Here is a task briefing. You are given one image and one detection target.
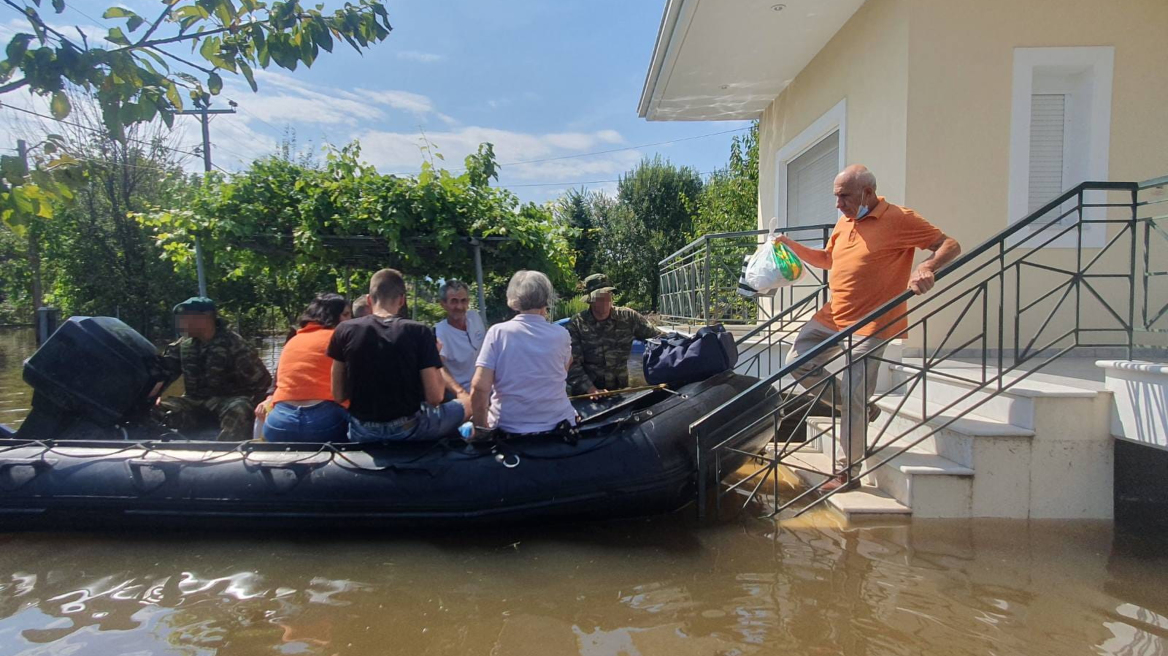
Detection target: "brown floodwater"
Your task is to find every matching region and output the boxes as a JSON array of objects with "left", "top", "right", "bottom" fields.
[{"left": 1, "top": 328, "right": 1166, "bottom": 655}]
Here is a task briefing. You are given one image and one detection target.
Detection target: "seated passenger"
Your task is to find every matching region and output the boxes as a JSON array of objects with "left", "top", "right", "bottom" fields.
[
  {"left": 328, "top": 269, "right": 471, "bottom": 442},
  {"left": 157, "top": 296, "right": 272, "bottom": 441},
  {"left": 352, "top": 293, "right": 371, "bottom": 318},
  {"left": 470, "top": 270, "right": 577, "bottom": 437},
  {"left": 258, "top": 293, "right": 352, "bottom": 443}
]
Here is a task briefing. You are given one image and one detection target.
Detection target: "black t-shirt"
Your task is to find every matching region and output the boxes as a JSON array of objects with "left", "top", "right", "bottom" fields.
[{"left": 327, "top": 315, "right": 442, "bottom": 422}]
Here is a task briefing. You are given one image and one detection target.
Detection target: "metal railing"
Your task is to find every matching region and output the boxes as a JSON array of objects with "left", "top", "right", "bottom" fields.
[
  {"left": 657, "top": 224, "right": 833, "bottom": 328},
  {"left": 689, "top": 176, "right": 1168, "bottom": 519}
]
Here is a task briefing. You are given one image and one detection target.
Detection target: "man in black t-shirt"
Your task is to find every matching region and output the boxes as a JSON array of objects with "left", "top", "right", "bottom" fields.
[{"left": 328, "top": 269, "right": 472, "bottom": 441}]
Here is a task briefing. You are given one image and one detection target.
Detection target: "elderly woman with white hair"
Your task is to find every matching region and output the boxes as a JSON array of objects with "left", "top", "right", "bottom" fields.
[{"left": 470, "top": 270, "right": 577, "bottom": 436}]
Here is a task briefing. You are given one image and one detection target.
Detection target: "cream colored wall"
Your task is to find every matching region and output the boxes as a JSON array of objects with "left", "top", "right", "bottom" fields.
[
  {"left": 758, "top": 0, "right": 911, "bottom": 227},
  {"left": 757, "top": 0, "right": 1168, "bottom": 351},
  {"left": 903, "top": 0, "right": 1168, "bottom": 250},
  {"left": 901, "top": 0, "right": 1168, "bottom": 351}
]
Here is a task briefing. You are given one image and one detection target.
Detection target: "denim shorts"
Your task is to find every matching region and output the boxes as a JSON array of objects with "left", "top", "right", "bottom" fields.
[
  {"left": 348, "top": 401, "right": 466, "bottom": 442},
  {"left": 263, "top": 401, "right": 349, "bottom": 443}
]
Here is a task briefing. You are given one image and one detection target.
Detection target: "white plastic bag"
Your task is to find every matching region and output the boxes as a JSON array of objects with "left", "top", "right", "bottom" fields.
[{"left": 737, "top": 219, "right": 805, "bottom": 297}]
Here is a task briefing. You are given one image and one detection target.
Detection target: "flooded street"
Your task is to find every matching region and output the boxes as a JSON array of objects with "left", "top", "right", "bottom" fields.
[{"left": 0, "top": 328, "right": 1166, "bottom": 655}]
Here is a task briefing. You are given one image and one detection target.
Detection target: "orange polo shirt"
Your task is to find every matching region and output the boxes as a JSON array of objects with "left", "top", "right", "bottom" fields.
[
  {"left": 271, "top": 322, "right": 348, "bottom": 407},
  {"left": 811, "top": 198, "right": 943, "bottom": 339}
]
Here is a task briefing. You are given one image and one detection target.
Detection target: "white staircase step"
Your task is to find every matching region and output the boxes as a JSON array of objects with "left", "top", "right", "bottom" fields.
[
  {"left": 782, "top": 450, "right": 910, "bottom": 517},
  {"left": 888, "top": 363, "right": 1097, "bottom": 429},
  {"left": 790, "top": 418, "right": 973, "bottom": 517}
]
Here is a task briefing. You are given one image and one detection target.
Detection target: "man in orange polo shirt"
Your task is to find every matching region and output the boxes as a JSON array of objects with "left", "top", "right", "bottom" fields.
[{"left": 776, "top": 165, "right": 961, "bottom": 492}]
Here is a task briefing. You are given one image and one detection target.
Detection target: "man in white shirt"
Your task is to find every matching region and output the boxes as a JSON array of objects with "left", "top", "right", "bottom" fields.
[{"left": 433, "top": 280, "right": 486, "bottom": 391}]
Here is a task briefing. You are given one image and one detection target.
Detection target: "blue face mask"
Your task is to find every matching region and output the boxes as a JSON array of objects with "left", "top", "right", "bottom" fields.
[{"left": 854, "top": 191, "right": 870, "bottom": 220}]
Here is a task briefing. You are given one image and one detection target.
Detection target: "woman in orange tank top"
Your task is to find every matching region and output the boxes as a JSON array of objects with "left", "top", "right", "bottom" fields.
[{"left": 259, "top": 294, "right": 352, "bottom": 442}]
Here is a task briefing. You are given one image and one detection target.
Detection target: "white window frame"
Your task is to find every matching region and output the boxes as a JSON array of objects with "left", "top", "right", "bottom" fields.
[
  {"left": 774, "top": 98, "right": 846, "bottom": 229},
  {"left": 1007, "top": 46, "right": 1113, "bottom": 247}
]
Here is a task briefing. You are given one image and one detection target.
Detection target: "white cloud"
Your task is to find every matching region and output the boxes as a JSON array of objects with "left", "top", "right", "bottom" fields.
[
  {"left": 396, "top": 50, "right": 444, "bottom": 63},
  {"left": 351, "top": 126, "right": 634, "bottom": 180},
  {"left": 226, "top": 71, "right": 453, "bottom": 128}
]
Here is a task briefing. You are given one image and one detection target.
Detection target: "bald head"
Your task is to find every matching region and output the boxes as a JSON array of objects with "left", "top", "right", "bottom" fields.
[{"left": 833, "top": 165, "right": 878, "bottom": 219}]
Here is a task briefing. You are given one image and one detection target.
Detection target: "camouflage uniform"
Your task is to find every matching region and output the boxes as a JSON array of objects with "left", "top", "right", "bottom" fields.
[
  {"left": 156, "top": 319, "right": 272, "bottom": 441},
  {"left": 566, "top": 307, "right": 661, "bottom": 394}
]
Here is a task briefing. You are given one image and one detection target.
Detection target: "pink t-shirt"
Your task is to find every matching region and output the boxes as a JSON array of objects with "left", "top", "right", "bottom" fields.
[{"left": 475, "top": 313, "right": 577, "bottom": 433}]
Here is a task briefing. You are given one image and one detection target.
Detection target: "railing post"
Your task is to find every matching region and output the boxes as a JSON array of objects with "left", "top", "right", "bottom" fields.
[
  {"left": 703, "top": 236, "right": 712, "bottom": 326},
  {"left": 694, "top": 426, "right": 707, "bottom": 521},
  {"left": 1129, "top": 185, "right": 1138, "bottom": 357}
]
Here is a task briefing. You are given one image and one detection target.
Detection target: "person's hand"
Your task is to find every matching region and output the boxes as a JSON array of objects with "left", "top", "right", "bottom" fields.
[
  {"left": 909, "top": 266, "right": 936, "bottom": 295},
  {"left": 773, "top": 233, "right": 796, "bottom": 248},
  {"left": 436, "top": 337, "right": 444, "bottom": 354},
  {"left": 255, "top": 398, "right": 272, "bottom": 420},
  {"left": 587, "top": 387, "right": 607, "bottom": 401}
]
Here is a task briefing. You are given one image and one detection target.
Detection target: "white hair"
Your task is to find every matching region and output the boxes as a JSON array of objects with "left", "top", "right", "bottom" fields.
[{"left": 506, "top": 270, "right": 556, "bottom": 311}]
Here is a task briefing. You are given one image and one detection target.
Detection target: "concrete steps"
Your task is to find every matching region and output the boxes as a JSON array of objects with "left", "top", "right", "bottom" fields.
[{"left": 775, "top": 361, "right": 1113, "bottom": 520}]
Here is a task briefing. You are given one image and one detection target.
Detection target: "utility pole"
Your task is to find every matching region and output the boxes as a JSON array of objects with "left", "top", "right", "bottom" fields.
[
  {"left": 177, "top": 105, "right": 236, "bottom": 297},
  {"left": 17, "top": 139, "right": 42, "bottom": 315}
]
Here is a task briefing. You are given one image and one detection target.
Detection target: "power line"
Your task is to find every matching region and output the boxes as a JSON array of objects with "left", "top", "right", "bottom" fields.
[
  {"left": 0, "top": 103, "right": 226, "bottom": 172},
  {"left": 233, "top": 104, "right": 287, "bottom": 139}
]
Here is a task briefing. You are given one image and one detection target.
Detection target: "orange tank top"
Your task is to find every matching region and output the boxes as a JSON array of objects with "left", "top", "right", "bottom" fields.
[{"left": 271, "top": 323, "right": 348, "bottom": 407}]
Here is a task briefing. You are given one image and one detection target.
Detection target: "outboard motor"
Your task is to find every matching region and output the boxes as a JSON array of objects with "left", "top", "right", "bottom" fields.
[{"left": 16, "top": 316, "right": 168, "bottom": 440}]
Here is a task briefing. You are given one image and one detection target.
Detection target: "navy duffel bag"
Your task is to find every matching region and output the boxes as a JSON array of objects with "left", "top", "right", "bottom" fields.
[{"left": 643, "top": 324, "right": 739, "bottom": 386}]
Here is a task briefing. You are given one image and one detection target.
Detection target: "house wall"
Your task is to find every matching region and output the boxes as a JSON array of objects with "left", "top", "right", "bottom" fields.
[
  {"left": 758, "top": 0, "right": 911, "bottom": 225},
  {"left": 758, "top": 0, "right": 1168, "bottom": 351},
  {"left": 901, "top": 0, "right": 1168, "bottom": 351}
]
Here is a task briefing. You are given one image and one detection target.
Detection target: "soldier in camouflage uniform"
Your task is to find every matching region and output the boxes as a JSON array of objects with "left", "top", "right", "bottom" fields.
[
  {"left": 566, "top": 274, "right": 663, "bottom": 395},
  {"left": 156, "top": 297, "right": 272, "bottom": 441}
]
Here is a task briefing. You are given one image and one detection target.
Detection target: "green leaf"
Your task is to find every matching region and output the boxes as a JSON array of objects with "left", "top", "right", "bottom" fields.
[
  {"left": 49, "top": 91, "right": 71, "bottom": 119},
  {"left": 105, "top": 26, "right": 130, "bottom": 46},
  {"left": 51, "top": 0, "right": 64, "bottom": 13},
  {"left": 102, "top": 7, "right": 131, "bottom": 18},
  {"left": 199, "top": 35, "right": 219, "bottom": 61},
  {"left": 1, "top": 155, "right": 28, "bottom": 182},
  {"left": 127, "top": 15, "right": 144, "bottom": 32},
  {"left": 6, "top": 33, "right": 33, "bottom": 62},
  {"left": 165, "top": 81, "right": 183, "bottom": 110},
  {"left": 238, "top": 59, "right": 256, "bottom": 91},
  {"left": 207, "top": 71, "right": 222, "bottom": 94}
]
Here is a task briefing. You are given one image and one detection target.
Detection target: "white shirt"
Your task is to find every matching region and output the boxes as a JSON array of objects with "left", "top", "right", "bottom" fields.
[
  {"left": 475, "top": 313, "right": 576, "bottom": 434},
  {"left": 435, "top": 310, "right": 486, "bottom": 391}
]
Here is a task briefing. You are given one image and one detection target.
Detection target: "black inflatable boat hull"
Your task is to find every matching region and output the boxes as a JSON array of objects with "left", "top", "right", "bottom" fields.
[{"left": 0, "top": 372, "right": 778, "bottom": 529}]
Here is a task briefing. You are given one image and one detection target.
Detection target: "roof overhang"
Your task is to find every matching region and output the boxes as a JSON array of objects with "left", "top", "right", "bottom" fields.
[{"left": 638, "top": 0, "right": 866, "bottom": 121}]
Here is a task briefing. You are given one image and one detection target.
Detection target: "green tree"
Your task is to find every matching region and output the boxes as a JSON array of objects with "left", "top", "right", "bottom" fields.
[
  {"left": 138, "top": 143, "right": 576, "bottom": 329},
  {"left": 687, "top": 122, "right": 759, "bottom": 239},
  {"left": 553, "top": 187, "right": 598, "bottom": 280},
  {"left": 36, "top": 101, "right": 196, "bottom": 338},
  {"left": 0, "top": 0, "right": 393, "bottom": 233},
  {"left": 607, "top": 155, "right": 702, "bottom": 311}
]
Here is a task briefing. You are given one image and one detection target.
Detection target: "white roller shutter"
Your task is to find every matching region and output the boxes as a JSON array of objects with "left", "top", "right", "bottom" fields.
[
  {"left": 786, "top": 131, "right": 839, "bottom": 227},
  {"left": 1028, "top": 93, "right": 1068, "bottom": 221}
]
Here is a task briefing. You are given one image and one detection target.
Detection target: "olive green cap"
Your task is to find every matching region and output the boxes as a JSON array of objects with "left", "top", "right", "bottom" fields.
[
  {"left": 172, "top": 296, "right": 216, "bottom": 315},
  {"left": 583, "top": 273, "right": 616, "bottom": 301}
]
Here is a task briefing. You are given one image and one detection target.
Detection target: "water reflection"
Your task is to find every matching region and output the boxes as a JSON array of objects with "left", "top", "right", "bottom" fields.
[{"left": 0, "top": 517, "right": 1163, "bottom": 655}]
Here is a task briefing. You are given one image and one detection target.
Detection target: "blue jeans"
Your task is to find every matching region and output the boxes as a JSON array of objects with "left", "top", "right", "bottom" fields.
[
  {"left": 348, "top": 401, "right": 466, "bottom": 442},
  {"left": 263, "top": 401, "right": 350, "bottom": 443}
]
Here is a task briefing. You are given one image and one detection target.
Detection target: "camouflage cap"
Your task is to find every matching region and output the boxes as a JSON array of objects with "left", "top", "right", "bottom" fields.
[
  {"left": 583, "top": 273, "right": 616, "bottom": 301},
  {"left": 172, "top": 296, "right": 217, "bottom": 315}
]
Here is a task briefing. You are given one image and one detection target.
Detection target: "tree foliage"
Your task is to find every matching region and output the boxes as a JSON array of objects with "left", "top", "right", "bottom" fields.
[
  {"left": 608, "top": 156, "right": 702, "bottom": 311},
  {"left": 0, "top": 0, "right": 392, "bottom": 233},
  {"left": 137, "top": 143, "right": 576, "bottom": 327},
  {"left": 687, "top": 122, "right": 758, "bottom": 239}
]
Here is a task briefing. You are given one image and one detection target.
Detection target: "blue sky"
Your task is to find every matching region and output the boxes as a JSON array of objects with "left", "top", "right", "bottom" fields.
[{"left": 3, "top": 0, "right": 753, "bottom": 204}]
